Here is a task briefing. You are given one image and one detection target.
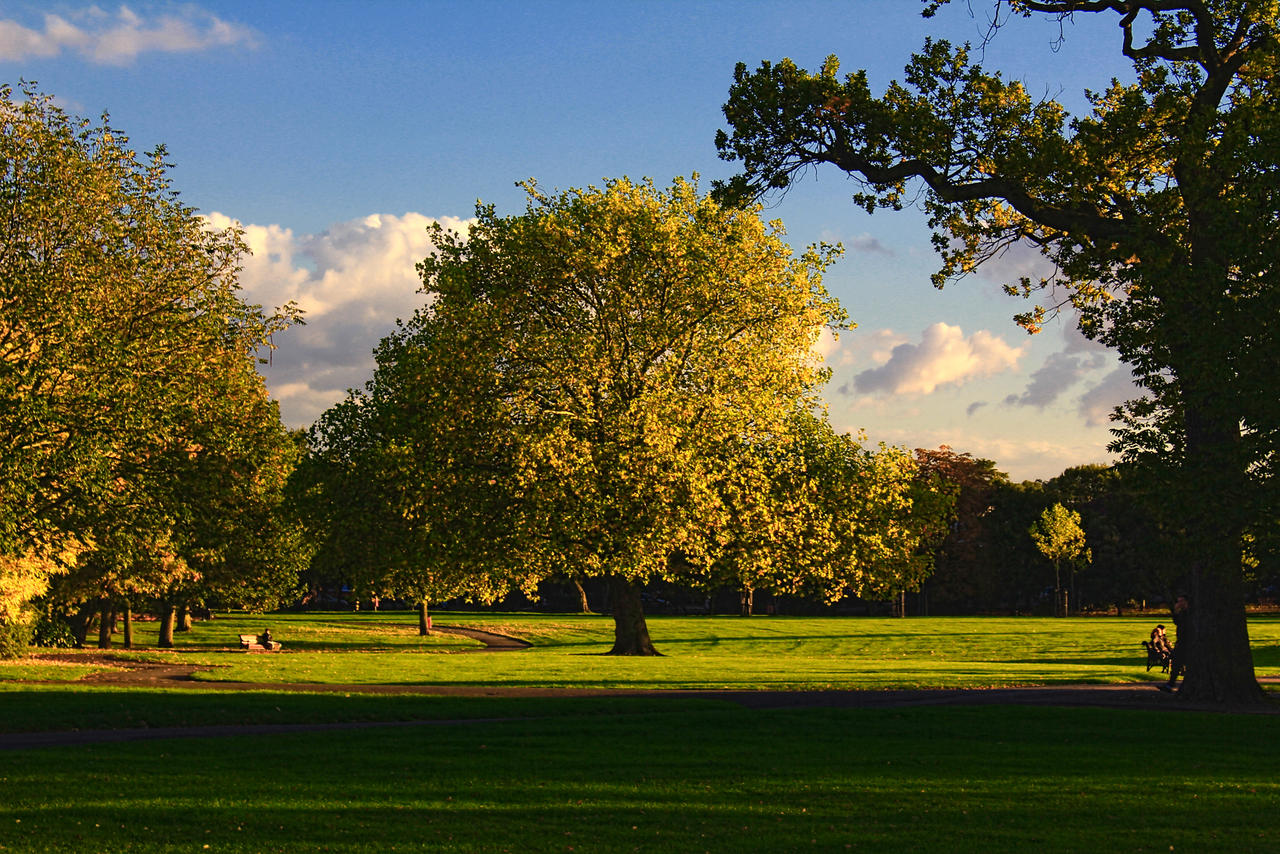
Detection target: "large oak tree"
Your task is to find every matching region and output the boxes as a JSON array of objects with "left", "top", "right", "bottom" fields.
[{"left": 717, "top": 1, "right": 1277, "bottom": 704}]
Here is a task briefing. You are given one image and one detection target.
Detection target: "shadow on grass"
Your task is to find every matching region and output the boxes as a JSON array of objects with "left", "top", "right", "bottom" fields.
[{"left": 3, "top": 705, "right": 1278, "bottom": 853}]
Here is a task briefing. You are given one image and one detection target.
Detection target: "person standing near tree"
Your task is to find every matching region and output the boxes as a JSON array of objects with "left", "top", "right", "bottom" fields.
[{"left": 1161, "top": 596, "right": 1192, "bottom": 692}]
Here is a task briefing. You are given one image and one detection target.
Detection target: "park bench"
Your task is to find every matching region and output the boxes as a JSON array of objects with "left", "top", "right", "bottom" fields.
[
  {"left": 239, "top": 633, "right": 283, "bottom": 652},
  {"left": 1141, "top": 640, "right": 1170, "bottom": 672}
]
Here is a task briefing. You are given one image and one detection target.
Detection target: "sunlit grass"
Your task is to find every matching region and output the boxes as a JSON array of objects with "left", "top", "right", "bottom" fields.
[
  {"left": 91, "top": 610, "right": 486, "bottom": 652},
  {"left": 190, "top": 612, "right": 1280, "bottom": 688},
  {"left": 7, "top": 613, "right": 1280, "bottom": 690}
]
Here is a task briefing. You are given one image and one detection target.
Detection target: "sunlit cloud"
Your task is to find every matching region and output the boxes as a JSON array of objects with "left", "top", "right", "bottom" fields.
[
  {"left": 850, "top": 322, "right": 1025, "bottom": 396},
  {"left": 0, "top": 5, "right": 258, "bottom": 65},
  {"left": 206, "top": 211, "right": 474, "bottom": 428}
]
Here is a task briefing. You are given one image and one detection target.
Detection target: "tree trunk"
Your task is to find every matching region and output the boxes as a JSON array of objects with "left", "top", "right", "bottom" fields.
[
  {"left": 574, "top": 578, "right": 592, "bottom": 613},
  {"left": 122, "top": 604, "right": 133, "bottom": 649},
  {"left": 608, "top": 575, "right": 659, "bottom": 655},
  {"left": 158, "top": 604, "right": 176, "bottom": 649},
  {"left": 418, "top": 600, "right": 431, "bottom": 636},
  {"left": 176, "top": 604, "right": 192, "bottom": 632},
  {"left": 97, "top": 602, "right": 113, "bottom": 649},
  {"left": 739, "top": 586, "right": 754, "bottom": 617},
  {"left": 68, "top": 607, "right": 93, "bottom": 648},
  {"left": 1173, "top": 387, "right": 1266, "bottom": 704}
]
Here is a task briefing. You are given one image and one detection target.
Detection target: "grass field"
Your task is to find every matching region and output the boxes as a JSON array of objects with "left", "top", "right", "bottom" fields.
[
  {"left": 1, "top": 613, "right": 1278, "bottom": 853},
  {"left": 6, "top": 611, "right": 1279, "bottom": 690}
]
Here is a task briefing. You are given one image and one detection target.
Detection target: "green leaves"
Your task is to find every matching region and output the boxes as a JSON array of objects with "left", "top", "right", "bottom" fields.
[
  {"left": 1029, "top": 502, "right": 1091, "bottom": 571},
  {"left": 310, "top": 178, "right": 916, "bottom": 623},
  {"left": 718, "top": 2, "right": 1278, "bottom": 699},
  {"left": 1, "top": 84, "right": 303, "bottom": 619}
]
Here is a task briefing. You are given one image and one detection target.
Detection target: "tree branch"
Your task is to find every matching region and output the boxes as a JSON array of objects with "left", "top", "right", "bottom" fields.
[{"left": 819, "top": 133, "right": 1132, "bottom": 244}]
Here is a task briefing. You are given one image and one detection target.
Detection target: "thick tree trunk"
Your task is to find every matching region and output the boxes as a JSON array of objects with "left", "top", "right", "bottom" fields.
[
  {"left": 157, "top": 605, "right": 176, "bottom": 649},
  {"left": 97, "top": 602, "right": 113, "bottom": 649},
  {"left": 122, "top": 604, "right": 133, "bottom": 649},
  {"left": 1177, "top": 510, "right": 1263, "bottom": 704},
  {"left": 1173, "top": 391, "right": 1266, "bottom": 704},
  {"left": 608, "top": 575, "right": 659, "bottom": 655},
  {"left": 739, "top": 587, "right": 754, "bottom": 617},
  {"left": 418, "top": 600, "right": 431, "bottom": 636},
  {"left": 176, "top": 604, "right": 193, "bottom": 632}
]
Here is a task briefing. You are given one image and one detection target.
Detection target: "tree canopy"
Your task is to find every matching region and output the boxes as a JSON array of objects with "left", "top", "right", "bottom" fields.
[
  {"left": 302, "top": 177, "right": 949, "bottom": 653},
  {"left": 717, "top": 0, "right": 1277, "bottom": 703},
  {"left": 0, "top": 84, "right": 303, "bottom": 648}
]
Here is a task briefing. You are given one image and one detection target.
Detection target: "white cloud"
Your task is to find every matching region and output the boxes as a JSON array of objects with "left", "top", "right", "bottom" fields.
[
  {"left": 0, "top": 5, "right": 257, "bottom": 65},
  {"left": 823, "top": 328, "right": 906, "bottom": 386},
  {"left": 206, "top": 211, "right": 474, "bottom": 428},
  {"left": 851, "top": 322, "right": 1026, "bottom": 396}
]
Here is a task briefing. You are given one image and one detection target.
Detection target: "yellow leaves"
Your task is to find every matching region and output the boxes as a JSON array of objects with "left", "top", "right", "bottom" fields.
[{"left": 0, "top": 546, "right": 72, "bottom": 623}]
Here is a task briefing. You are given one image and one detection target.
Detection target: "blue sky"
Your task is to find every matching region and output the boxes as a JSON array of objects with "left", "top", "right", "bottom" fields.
[{"left": 1, "top": 1, "right": 1143, "bottom": 480}]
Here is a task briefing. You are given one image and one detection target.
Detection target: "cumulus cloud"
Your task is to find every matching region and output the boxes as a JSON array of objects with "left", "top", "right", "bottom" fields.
[
  {"left": 1078, "top": 366, "right": 1143, "bottom": 427},
  {"left": 0, "top": 5, "right": 257, "bottom": 65},
  {"left": 812, "top": 325, "right": 841, "bottom": 361},
  {"left": 851, "top": 322, "right": 1025, "bottom": 396},
  {"left": 206, "top": 211, "right": 474, "bottom": 428}
]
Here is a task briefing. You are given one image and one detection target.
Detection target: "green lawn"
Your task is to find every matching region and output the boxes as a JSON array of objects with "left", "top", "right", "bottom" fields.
[
  {"left": 6, "top": 611, "right": 1276, "bottom": 690},
  {"left": 1, "top": 613, "right": 1277, "bottom": 853},
  {"left": 1, "top": 703, "right": 1277, "bottom": 853}
]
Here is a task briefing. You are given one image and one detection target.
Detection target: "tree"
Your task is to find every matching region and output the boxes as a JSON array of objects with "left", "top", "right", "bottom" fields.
[
  {"left": 296, "top": 326, "right": 520, "bottom": 634},
  {"left": 707, "top": 411, "right": 954, "bottom": 617},
  {"left": 0, "top": 543, "right": 75, "bottom": 656},
  {"left": 1, "top": 84, "right": 303, "bottom": 642},
  {"left": 912, "top": 447, "right": 1008, "bottom": 613},
  {"left": 1041, "top": 464, "right": 1176, "bottom": 613},
  {"left": 364, "top": 177, "right": 846, "bottom": 654},
  {"left": 717, "top": 2, "right": 1277, "bottom": 703},
  {"left": 1030, "top": 502, "right": 1092, "bottom": 616}
]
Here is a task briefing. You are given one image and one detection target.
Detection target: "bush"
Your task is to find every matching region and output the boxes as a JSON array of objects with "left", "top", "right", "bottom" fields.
[
  {"left": 30, "top": 612, "right": 76, "bottom": 649},
  {"left": 0, "top": 619, "right": 33, "bottom": 659}
]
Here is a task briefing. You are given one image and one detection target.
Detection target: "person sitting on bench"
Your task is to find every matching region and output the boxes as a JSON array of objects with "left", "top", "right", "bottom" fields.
[{"left": 1150, "top": 624, "right": 1170, "bottom": 655}]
